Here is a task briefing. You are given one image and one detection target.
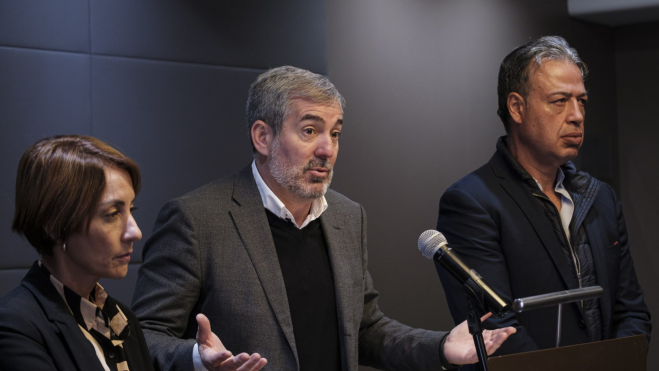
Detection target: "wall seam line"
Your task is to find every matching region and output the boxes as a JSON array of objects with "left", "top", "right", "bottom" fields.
[{"left": 0, "top": 45, "right": 268, "bottom": 73}]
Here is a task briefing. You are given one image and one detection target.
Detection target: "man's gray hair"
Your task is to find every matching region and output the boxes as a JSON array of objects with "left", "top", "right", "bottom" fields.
[
  {"left": 497, "top": 36, "right": 588, "bottom": 132},
  {"left": 246, "top": 66, "right": 345, "bottom": 152}
]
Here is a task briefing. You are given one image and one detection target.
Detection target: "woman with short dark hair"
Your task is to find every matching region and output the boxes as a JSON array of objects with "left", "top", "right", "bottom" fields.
[{"left": 0, "top": 135, "right": 154, "bottom": 371}]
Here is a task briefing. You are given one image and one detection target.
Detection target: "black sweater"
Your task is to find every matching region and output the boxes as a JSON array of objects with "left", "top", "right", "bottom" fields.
[{"left": 266, "top": 210, "right": 342, "bottom": 371}]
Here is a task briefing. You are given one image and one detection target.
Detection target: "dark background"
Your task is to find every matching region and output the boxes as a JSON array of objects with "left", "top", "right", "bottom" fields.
[{"left": 1, "top": 1, "right": 656, "bottom": 369}]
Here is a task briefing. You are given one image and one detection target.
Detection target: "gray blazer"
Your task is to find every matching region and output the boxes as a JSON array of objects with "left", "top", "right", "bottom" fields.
[{"left": 132, "top": 165, "right": 445, "bottom": 371}]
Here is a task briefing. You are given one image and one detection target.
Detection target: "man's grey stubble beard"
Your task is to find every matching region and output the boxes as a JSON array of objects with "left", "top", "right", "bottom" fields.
[{"left": 268, "top": 138, "right": 333, "bottom": 200}]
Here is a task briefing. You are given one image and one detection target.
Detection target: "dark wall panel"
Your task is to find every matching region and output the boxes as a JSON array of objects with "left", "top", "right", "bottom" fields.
[
  {"left": 1, "top": 1, "right": 326, "bottom": 304},
  {"left": 0, "top": 46, "right": 92, "bottom": 269},
  {"left": 615, "top": 21, "right": 659, "bottom": 369},
  {"left": 0, "top": 0, "right": 89, "bottom": 52},
  {"left": 91, "top": 56, "right": 258, "bottom": 260},
  {"left": 0, "top": 268, "right": 30, "bottom": 299},
  {"left": 90, "top": 0, "right": 327, "bottom": 73}
]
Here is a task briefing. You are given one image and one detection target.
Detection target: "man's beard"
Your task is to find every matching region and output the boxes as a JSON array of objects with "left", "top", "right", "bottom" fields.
[{"left": 268, "top": 138, "right": 333, "bottom": 200}]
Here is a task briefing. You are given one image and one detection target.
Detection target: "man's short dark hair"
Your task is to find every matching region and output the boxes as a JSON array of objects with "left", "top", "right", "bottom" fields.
[
  {"left": 245, "top": 66, "right": 345, "bottom": 152},
  {"left": 12, "top": 135, "right": 141, "bottom": 255},
  {"left": 497, "top": 36, "right": 589, "bottom": 132}
]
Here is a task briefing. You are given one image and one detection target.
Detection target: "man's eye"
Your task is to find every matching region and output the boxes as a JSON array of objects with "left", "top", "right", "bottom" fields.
[
  {"left": 579, "top": 99, "right": 588, "bottom": 105},
  {"left": 553, "top": 98, "right": 567, "bottom": 104},
  {"left": 331, "top": 131, "right": 341, "bottom": 138},
  {"left": 303, "top": 128, "right": 314, "bottom": 135}
]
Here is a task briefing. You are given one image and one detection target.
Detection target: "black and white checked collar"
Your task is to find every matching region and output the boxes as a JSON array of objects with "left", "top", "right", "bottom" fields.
[{"left": 38, "top": 261, "right": 131, "bottom": 371}]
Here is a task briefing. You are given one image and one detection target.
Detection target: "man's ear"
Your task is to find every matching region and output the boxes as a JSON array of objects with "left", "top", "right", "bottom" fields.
[
  {"left": 251, "top": 120, "right": 274, "bottom": 156},
  {"left": 507, "top": 92, "right": 525, "bottom": 126}
]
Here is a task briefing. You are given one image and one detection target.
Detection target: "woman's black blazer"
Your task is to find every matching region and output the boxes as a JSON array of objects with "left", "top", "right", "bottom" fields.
[{"left": 0, "top": 262, "right": 155, "bottom": 371}]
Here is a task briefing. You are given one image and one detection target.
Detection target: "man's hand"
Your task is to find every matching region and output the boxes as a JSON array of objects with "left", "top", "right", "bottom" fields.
[
  {"left": 196, "top": 314, "right": 268, "bottom": 371},
  {"left": 443, "top": 313, "right": 517, "bottom": 365}
]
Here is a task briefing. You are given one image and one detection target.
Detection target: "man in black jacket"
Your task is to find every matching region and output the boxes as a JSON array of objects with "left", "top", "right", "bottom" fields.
[{"left": 436, "top": 36, "right": 651, "bottom": 360}]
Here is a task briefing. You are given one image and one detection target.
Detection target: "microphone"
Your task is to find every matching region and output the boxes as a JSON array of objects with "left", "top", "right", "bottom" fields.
[
  {"left": 418, "top": 230, "right": 510, "bottom": 317},
  {"left": 513, "top": 286, "right": 603, "bottom": 313}
]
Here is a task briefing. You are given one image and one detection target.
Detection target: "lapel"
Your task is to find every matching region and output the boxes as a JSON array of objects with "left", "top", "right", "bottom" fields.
[
  {"left": 21, "top": 263, "right": 106, "bottom": 371},
  {"left": 490, "top": 152, "right": 579, "bottom": 290},
  {"left": 227, "top": 166, "right": 299, "bottom": 366},
  {"left": 319, "top": 198, "right": 355, "bottom": 358},
  {"left": 120, "top": 311, "right": 151, "bottom": 371},
  {"left": 582, "top": 210, "right": 613, "bottom": 338}
]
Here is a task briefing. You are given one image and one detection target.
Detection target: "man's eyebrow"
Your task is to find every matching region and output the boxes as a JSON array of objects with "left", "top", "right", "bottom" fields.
[
  {"left": 300, "top": 114, "right": 325, "bottom": 123},
  {"left": 549, "top": 90, "right": 589, "bottom": 97},
  {"left": 300, "top": 114, "right": 344, "bottom": 126}
]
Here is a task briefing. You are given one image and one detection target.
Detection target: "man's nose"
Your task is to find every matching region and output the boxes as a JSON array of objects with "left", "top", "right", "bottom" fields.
[
  {"left": 568, "top": 98, "right": 585, "bottom": 125},
  {"left": 315, "top": 134, "right": 336, "bottom": 159}
]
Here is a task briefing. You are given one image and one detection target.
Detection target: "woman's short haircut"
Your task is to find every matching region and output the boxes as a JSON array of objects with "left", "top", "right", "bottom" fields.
[{"left": 12, "top": 135, "right": 141, "bottom": 255}]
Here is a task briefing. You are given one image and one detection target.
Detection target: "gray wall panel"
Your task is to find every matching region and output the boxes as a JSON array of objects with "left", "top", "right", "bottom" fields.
[
  {"left": 91, "top": 55, "right": 258, "bottom": 261},
  {"left": 0, "top": 46, "right": 92, "bottom": 269},
  {"left": 0, "top": 0, "right": 89, "bottom": 52},
  {"left": 0, "top": 0, "right": 327, "bottom": 327},
  {"left": 615, "top": 21, "right": 659, "bottom": 369},
  {"left": 90, "top": 0, "right": 327, "bottom": 73}
]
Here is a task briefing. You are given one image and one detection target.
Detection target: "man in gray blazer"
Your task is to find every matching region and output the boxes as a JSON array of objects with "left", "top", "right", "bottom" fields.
[{"left": 132, "top": 66, "right": 515, "bottom": 371}]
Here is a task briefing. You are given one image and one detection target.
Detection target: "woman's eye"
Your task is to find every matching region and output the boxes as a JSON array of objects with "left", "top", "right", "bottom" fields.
[
  {"left": 303, "top": 128, "right": 314, "bottom": 135},
  {"left": 106, "top": 211, "right": 120, "bottom": 218}
]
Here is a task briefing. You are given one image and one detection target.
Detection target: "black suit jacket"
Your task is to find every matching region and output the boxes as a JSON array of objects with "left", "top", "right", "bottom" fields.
[
  {"left": 436, "top": 146, "right": 651, "bottom": 357},
  {"left": 0, "top": 262, "right": 154, "bottom": 371}
]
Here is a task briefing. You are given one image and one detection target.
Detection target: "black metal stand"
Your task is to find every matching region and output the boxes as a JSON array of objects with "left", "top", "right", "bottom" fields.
[{"left": 464, "top": 279, "right": 489, "bottom": 371}]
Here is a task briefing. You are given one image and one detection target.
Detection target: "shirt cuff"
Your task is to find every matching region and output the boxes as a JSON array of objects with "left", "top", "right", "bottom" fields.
[
  {"left": 439, "top": 333, "right": 460, "bottom": 370},
  {"left": 193, "top": 343, "right": 209, "bottom": 371}
]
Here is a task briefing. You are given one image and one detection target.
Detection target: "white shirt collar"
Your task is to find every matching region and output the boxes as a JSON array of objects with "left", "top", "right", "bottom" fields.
[
  {"left": 533, "top": 167, "right": 575, "bottom": 241},
  {"left": 251, "top": 160, "right": 328, "bottom": 229},
  {"left": 533, "top": 167, "right": 567, "bottom": 194}
]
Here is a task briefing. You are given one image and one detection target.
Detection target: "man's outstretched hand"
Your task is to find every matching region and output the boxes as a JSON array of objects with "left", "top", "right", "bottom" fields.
[
  {"left": 196, "top": 314, "right": 268, "bottom": 371},
  {"left": 443, "top": 313, "right": 517, "bottom": 365}
]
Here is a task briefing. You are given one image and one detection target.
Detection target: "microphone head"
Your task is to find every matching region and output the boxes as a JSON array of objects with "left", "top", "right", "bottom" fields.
[{"left": 418, "top": 230, "right": 447, "bottom": 259}]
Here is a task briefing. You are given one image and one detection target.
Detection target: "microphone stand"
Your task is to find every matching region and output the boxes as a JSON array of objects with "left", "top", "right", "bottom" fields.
[
  {"left": 458, "top": 283, "right": 603, "bottom": 371},
  {"left": 462, "top": 278, "right": 489, "bottom": 371}
]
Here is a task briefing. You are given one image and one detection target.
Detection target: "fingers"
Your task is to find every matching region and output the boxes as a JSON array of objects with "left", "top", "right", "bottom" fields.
[
  {"left": 225, "top": 353, "right": 268, "bottom": 371},
  {"left": 197, "top": 313, "right": 233, "bottom": 369},
  {"left": 205, "top": 350, "right": 234, "bottom": 367},
  {"left": 195, "top": 314, "right": 268, "bottom": 371},
  {"left": 196, "top": 313, "right": 212, "bottom": 345},
  {"left": 483, "top": 326, "right": 517, "bottom": 356},
  {"left": 479, "top": 312, "right": 492, "bottom": 322}
]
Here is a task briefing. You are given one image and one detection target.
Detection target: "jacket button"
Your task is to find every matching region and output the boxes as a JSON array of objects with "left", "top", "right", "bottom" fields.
[{"left": 578, "top": 319, "right": 586, "bottom": 329}]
